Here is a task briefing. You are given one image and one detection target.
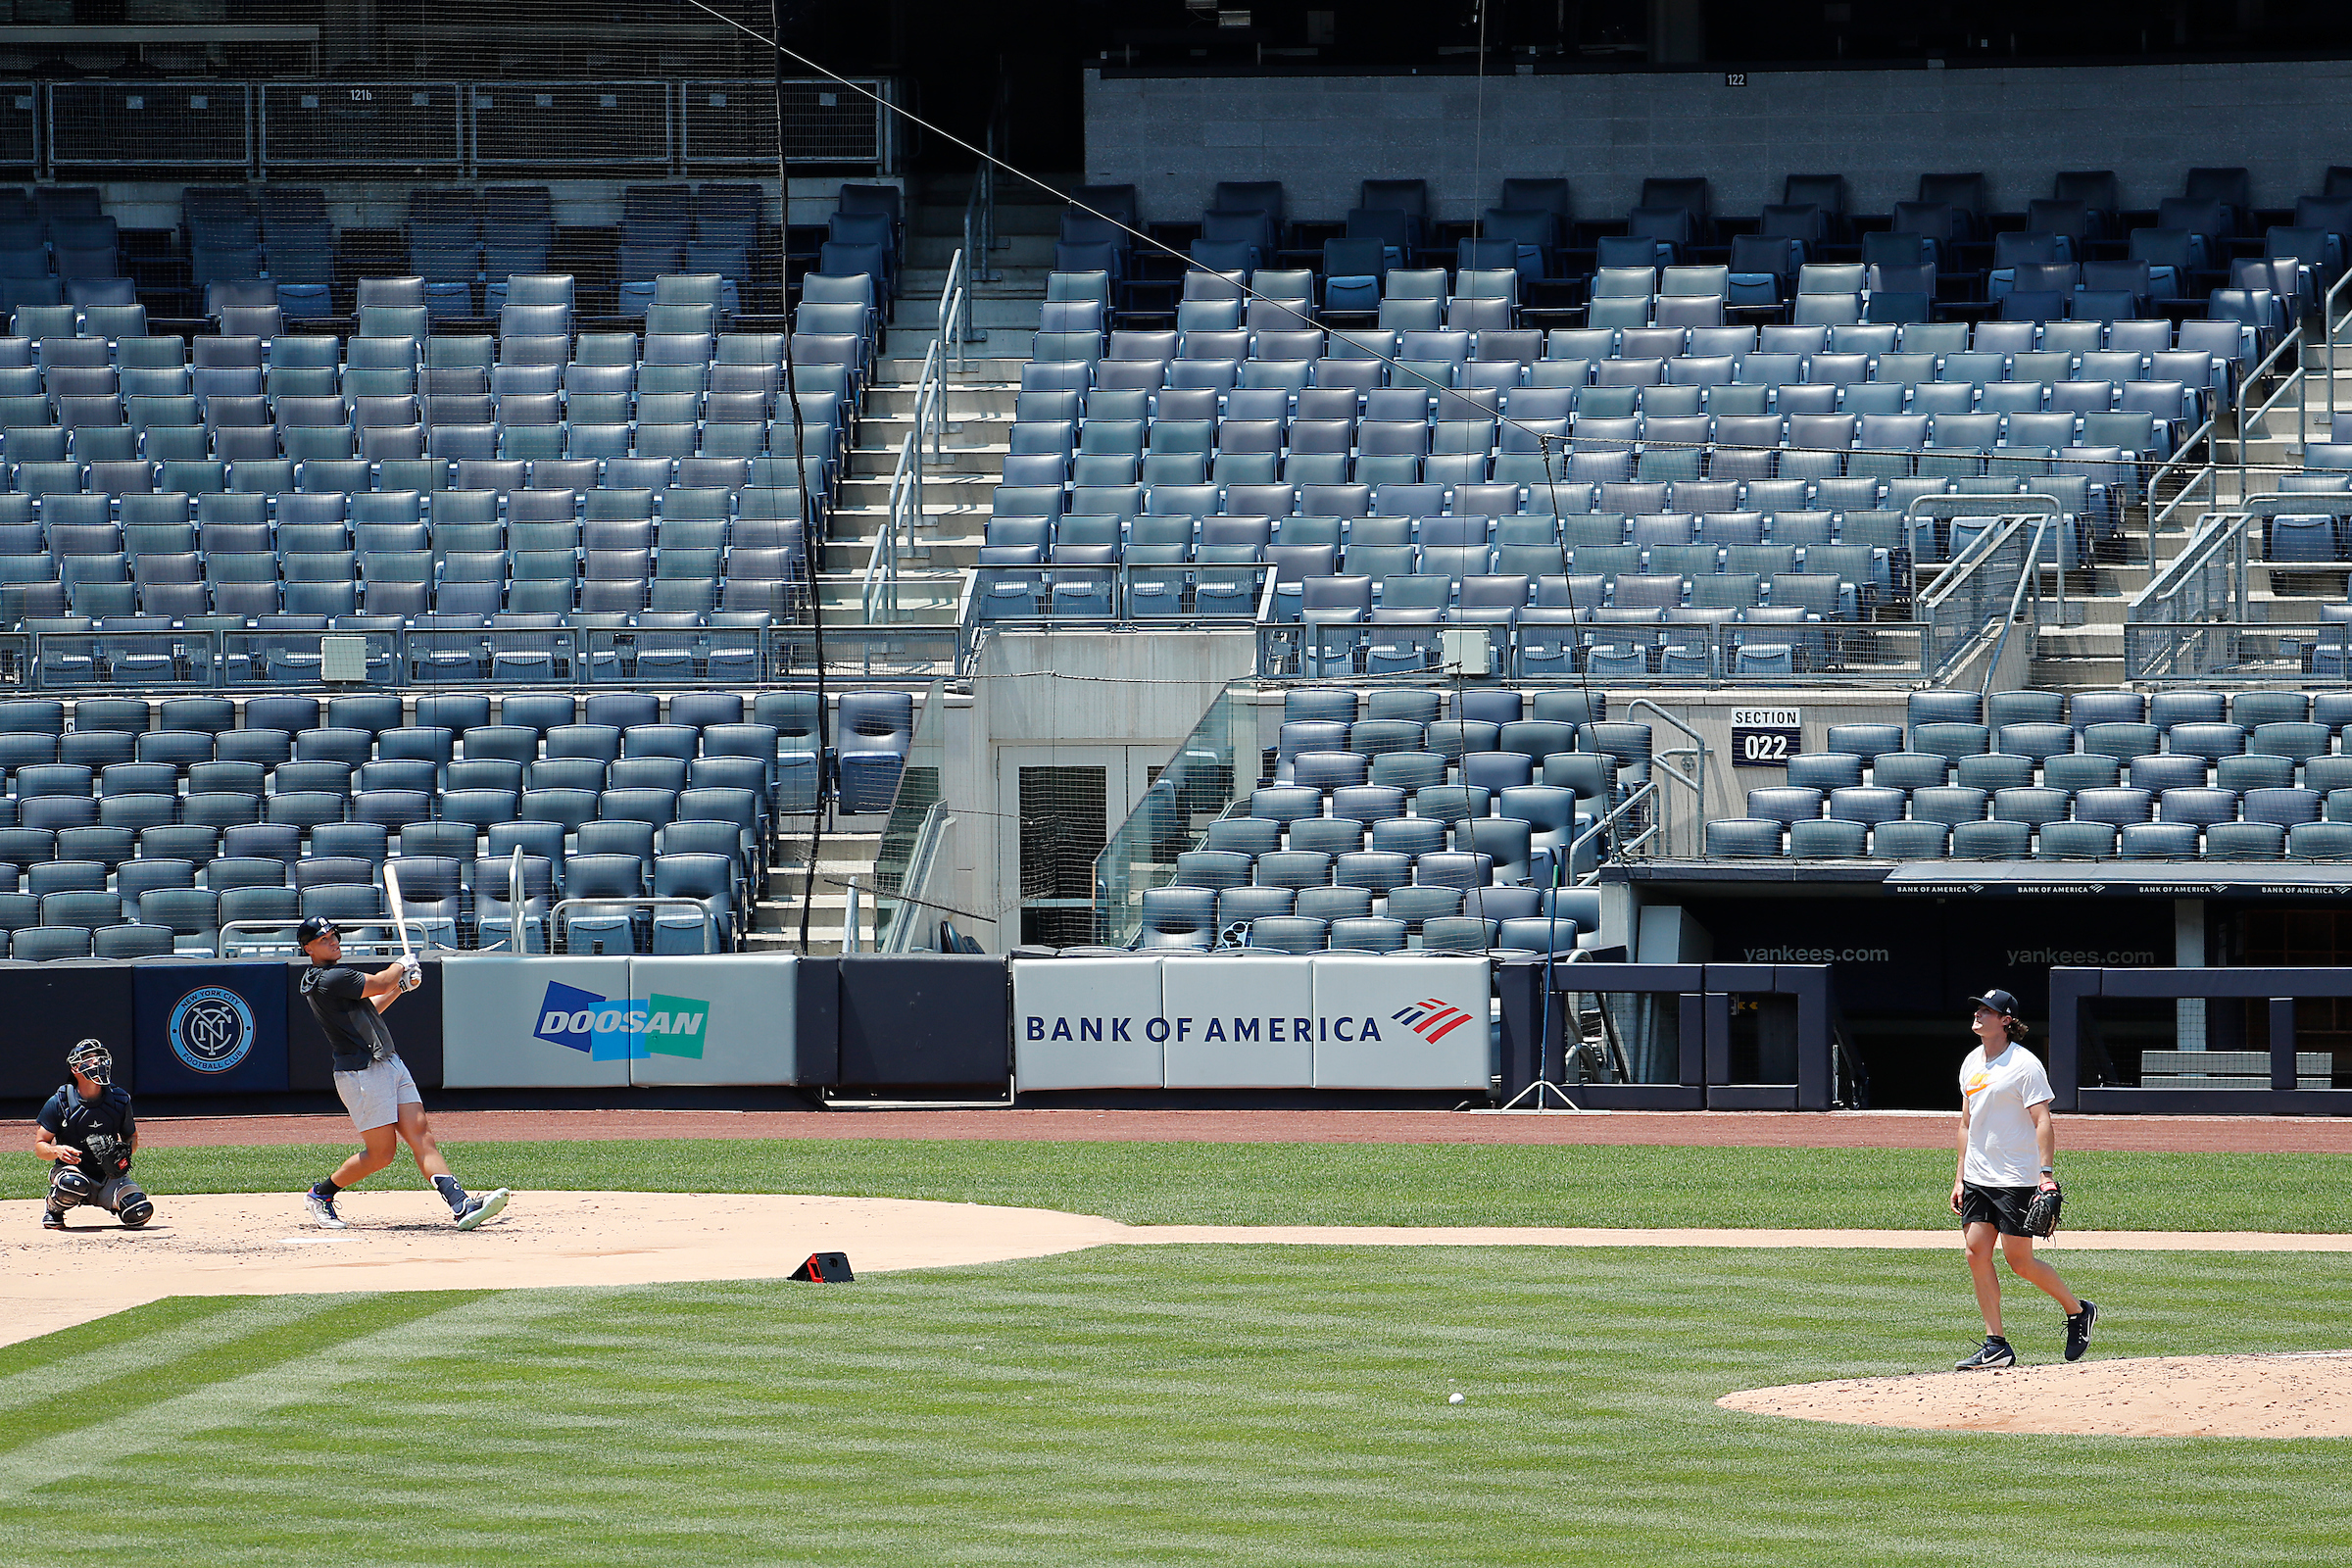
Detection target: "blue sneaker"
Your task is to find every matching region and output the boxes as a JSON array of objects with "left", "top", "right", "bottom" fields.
[
  {"left": 453, "top": 1189, "right": 510, "bottom": 1232},
  {"left": 303, "top": 1188, "right": 346, "bottom": 1229}
]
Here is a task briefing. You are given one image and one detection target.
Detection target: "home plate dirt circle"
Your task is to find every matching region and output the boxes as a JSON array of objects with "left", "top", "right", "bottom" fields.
[
  {"left": 0, "top": 1191, "right": 1132, "bottom": 1348},
  {"left": 1719, "top": 1354, "right": 2352, "bottom": 1439}
]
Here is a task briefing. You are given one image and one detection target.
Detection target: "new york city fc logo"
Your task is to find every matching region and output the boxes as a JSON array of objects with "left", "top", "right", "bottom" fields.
[{"left": 169, "top": 986, "right": 257, "bottom": 1073}]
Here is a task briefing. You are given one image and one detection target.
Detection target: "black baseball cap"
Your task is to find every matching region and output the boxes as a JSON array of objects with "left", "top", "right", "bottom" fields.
[
  {"left": 1969, "top": 989, "right": 2021, "bottom": 1016},
  {"left": 296, "top": 915, "right": 340, "bottom": 948}
]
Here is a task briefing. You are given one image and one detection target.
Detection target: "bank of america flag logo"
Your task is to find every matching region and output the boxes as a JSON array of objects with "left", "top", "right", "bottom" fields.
[{"left": 1393, "top": 998, "right": 1475, "bottom": 1043}]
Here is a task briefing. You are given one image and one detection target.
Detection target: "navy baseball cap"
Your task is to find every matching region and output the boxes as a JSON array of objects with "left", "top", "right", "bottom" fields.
[
  {"left": 296, "top": 915, "right": 339, "bottom": 948},
  {"left": 1969, "top": 989, "right": 2021, "bottom": 1016}
]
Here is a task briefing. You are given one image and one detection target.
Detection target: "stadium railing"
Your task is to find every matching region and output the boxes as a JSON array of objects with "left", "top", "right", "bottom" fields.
[
  {"left": 2126, "top": 494, "right": 2352, "bottom": 682},
  {"left": 868, "top": 676, "right": 950, "bottom": 952}
]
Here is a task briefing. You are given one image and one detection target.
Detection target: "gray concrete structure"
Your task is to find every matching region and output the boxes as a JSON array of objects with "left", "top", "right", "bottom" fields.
[{"left": 1085, "top": 61, "right": 2352, "bottom": 221}]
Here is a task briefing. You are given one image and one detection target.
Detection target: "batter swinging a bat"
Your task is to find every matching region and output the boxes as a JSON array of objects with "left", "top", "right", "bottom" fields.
[{"left": 296, "top": 912, "right": 511, "bottom": 1231}]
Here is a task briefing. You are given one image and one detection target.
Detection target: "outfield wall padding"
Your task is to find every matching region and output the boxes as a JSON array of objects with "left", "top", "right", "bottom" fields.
[
  {"left": 438, "top": 956, "right": 802, "bottom": 1089},
  {"left": 131, "top": 960, "right": 290, "bottom": 1097},
  {"left": 440, "top": 956, "right": 635, "bottom": 1089},
  {"left": 836, "top": 955, "right": 1010, "bottom": 1088},
  {"left": 1013, "top": 954, "right": 1492, "bottom": 1092},
  {"left": 624, "top": 955, "right": 798, "bottom": 1086},
  {"left": 794, "top": 956, "right": 840, "bottom": 1087},
  {"left": 0, "top": 960, "right": 138, "bottom": 1099},
  {"left": 1013, "top": 954, "right": 1166, "bottom": 1090}
]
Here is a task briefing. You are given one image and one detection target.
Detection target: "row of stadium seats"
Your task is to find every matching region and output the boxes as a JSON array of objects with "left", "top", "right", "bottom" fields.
[
  {"left": 0, "top": 685, "right": 922, "bottom": 959},
  {"left": 0, "top": 688, "right": 906, "bottom": 811},
  {"left": 1705, "top": 688, "right": 2352, "bottom": 860},
  {"left": 989, "top": 473, "right": 2094, "bottom": 522},
  {"left": 0, "top": 847, "right": 733, "bottom": 961},
  {"left": 1071, "top": 171, "right": 2340, "bottom": 320},
  {"left": 1136, "top": 883, "right": 1598, "bottom": 956},
  {"left": 1136, "top": 684, "right": 1620, "bottom": 952}
]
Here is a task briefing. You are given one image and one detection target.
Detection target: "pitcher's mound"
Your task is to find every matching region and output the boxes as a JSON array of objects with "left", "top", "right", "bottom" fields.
[{"left": 1720, "top": 1352, "right": 2352, "bottom": 1438}]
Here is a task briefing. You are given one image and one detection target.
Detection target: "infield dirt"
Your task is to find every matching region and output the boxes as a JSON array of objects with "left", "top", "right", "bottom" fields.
[{"left": 1721, "top": 1353, "right": 2352, "bottom": 1438}]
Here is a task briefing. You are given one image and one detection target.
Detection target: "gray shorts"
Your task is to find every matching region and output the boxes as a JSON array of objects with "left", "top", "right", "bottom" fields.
[{"left": 333, "top": 1056, "right": 421, "bottom": 1133}]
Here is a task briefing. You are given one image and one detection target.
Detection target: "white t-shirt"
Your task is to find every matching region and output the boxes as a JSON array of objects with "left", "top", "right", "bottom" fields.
[{"left": 1959, "top": 1041, "right": 2054, "bottom": 1187}]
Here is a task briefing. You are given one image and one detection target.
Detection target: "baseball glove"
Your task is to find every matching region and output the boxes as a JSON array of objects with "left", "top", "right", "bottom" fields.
[
  {"left": 81, "top": 1132, "right": 130, "bottom": 1179},
  {"left": 2020, "top": 1182, "right": 2062, "bottom": 1238}
]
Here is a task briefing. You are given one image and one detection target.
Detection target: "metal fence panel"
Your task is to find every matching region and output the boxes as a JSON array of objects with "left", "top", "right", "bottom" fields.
[
  {"left": 49, "top": 81, "right": 251, "bottom": 168},
  {"left": 261, "top": 82, "right": 465, "bottom": 171},
  {"left": 0, "top": 86, "right": 34, "bottom": 168},
  {"left": 471, "top": 81, "right": 670, "bottom": 168},
  {"left": 682, "top": 78, "right": 883, "bottom": 166}
]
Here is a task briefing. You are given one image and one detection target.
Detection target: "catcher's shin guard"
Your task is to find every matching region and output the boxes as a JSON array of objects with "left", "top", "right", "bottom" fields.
[
  {"left": 48, "top": 1165, "right": 96, "bottom": 1216},
  {"left": 115, "top": 1185, "right": 153, "bottom": 1227}
]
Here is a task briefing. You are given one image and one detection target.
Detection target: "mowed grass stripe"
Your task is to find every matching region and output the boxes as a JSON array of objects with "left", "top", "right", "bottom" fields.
[
  {"left": 7, "top": 1138, "right": 2349, "bottom": 1230},
  {"left": 5, "top": 1248, "right": 2349, "bottom": 1564}
]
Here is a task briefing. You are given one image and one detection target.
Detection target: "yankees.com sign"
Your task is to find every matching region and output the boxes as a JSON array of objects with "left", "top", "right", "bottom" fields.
[{"left": 1013, "top": 953, "right": 1492, "bottom": 1091}]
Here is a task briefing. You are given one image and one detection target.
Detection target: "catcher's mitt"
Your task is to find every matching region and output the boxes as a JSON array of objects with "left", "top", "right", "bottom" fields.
[
  {"left": 81, "top": 1132, "right": 131, "bottom": 1179},
  {"left": 2020, "top": 1182, "right": 2062, "bottom": 1238}
]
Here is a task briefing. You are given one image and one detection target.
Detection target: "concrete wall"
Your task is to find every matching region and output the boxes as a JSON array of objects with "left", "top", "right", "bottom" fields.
[
  {"left": 1085, "top": 61, "right": 2352, "bottom": 223},
  {"left": 948, "top": 629, "right": 1259, "bottom": 951}
]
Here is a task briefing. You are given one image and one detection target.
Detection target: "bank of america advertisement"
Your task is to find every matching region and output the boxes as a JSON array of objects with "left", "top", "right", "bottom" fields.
[{"left": 1013, "top": 954, "right": 1491, "bottom": 1091}]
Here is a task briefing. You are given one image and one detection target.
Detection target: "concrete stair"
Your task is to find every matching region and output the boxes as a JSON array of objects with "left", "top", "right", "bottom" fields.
[
  {"left": 2028, "top": 318, "right": 2352, "bottom": 690},
  {"left": 748, "top": 818, "right": 886, "bottom": 955},
  {"left": 815, "top": 170, "right": 1060, "bottom": 627}
]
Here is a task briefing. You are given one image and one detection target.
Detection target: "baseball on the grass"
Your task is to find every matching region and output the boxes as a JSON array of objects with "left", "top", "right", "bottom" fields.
[{"left": 1448, "top": 1392, "right": 1465, "bottom": 1404}]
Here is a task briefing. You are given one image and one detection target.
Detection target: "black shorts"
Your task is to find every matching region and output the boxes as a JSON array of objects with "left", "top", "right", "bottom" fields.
[{"left": 1959, "top": 1183, "right": 2040, "bottom": 1238}]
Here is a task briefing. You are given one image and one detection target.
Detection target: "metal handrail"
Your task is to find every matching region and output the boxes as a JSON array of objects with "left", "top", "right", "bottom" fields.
[
  {"left": 939, "top": 246, "right": 970, "bottom": 376},
  {"left": 1621, "top": 696, "right": 1706, "bottom": 860},
  {"left": 2147, "top": 416, "right": 2219, "bottom": 545},
  {"left": 1978, "top": 514, "right": 2056, "bottom": 695},
  {"left": 2127, "top": 490, "right": 2330, "bottom": 630},
  {"left": 218, "top": 916, "right": 440, "bottom": 958},
  {"left": 2234, "top": 316, "right": 2308, "bottom": 506},
  {"left": 880, "top": 801, "right": 950, "bottom": 953},
  {"left": 2322, "top": 263, "right": 2352, "bottom": 436},
  {"left": 1563, "top": 778, "right": 1661, "bottom": 876},
  {"left": 1911, "top": 507, "right": 2050, "bottom": 679},
  {"left": 1909, "top": 490, "right": 2068, "bottom": 620},
  {"left": 863, "top": 429, "right": 923, "bottom": 621},
  {"left": 959, "top": 73, "right": 1006, "bottom": 287}
]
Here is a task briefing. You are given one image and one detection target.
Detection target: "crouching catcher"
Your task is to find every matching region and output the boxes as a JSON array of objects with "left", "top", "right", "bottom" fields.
[{"left": 34, "top": 1040, "right": 153, "bottom": 1231}]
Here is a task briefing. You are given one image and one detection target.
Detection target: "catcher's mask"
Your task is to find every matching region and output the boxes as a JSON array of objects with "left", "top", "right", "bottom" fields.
[{"left": 65, "top": 1039, "right": 111, "bottom": 1087}]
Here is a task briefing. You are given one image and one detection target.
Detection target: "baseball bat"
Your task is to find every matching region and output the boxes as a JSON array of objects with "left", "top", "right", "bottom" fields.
[{"left": 383, "top": 859, "right": 416, "bottom": 967}]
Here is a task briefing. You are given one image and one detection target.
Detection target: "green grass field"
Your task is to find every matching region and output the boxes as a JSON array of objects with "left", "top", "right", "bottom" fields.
[
  {"left": 4, "top": 1139, "right": 2349, "bottom": 1563},
  {"left": 6, "top": 1138, "right": 2350, "bottom": 1229}
]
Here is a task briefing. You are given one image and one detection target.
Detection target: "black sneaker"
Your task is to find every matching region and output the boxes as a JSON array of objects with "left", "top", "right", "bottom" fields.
[
  {"left": 2065, "top": 1300, "right": 2098, "bottom": 1362},
  {"left": 1954, "top": 1336, "right": 2016, "bottom": 1371},
  {"left": 40, "top": 1210, "right": 65, "bottom": 1230}
]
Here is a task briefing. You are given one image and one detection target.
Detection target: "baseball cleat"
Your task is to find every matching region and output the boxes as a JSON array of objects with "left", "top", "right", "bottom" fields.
[
  {"left": 41, "top": 1210, "right": 65, "bottom": 1230},
  {"left": 304, "top": 1188, "right": 347, "bottom": 1229},
  {"left": 453, "top": 1188, "right": 510, "bottom": 1231},
  {"left": 2064, "top": 1300, "right": 2098, "bottom": 1362},
  {"left": 1954, "top": 1336, "right": 2016, "bottom": 1371}
]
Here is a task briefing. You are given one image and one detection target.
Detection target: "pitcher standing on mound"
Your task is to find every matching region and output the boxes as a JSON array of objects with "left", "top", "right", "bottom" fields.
[
  {"left": 295, "top": 915, "right": 511, "bottom": 1231},
  {"left": 1951, "top": 989, "right": 2096, "bottom": 1370}
]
